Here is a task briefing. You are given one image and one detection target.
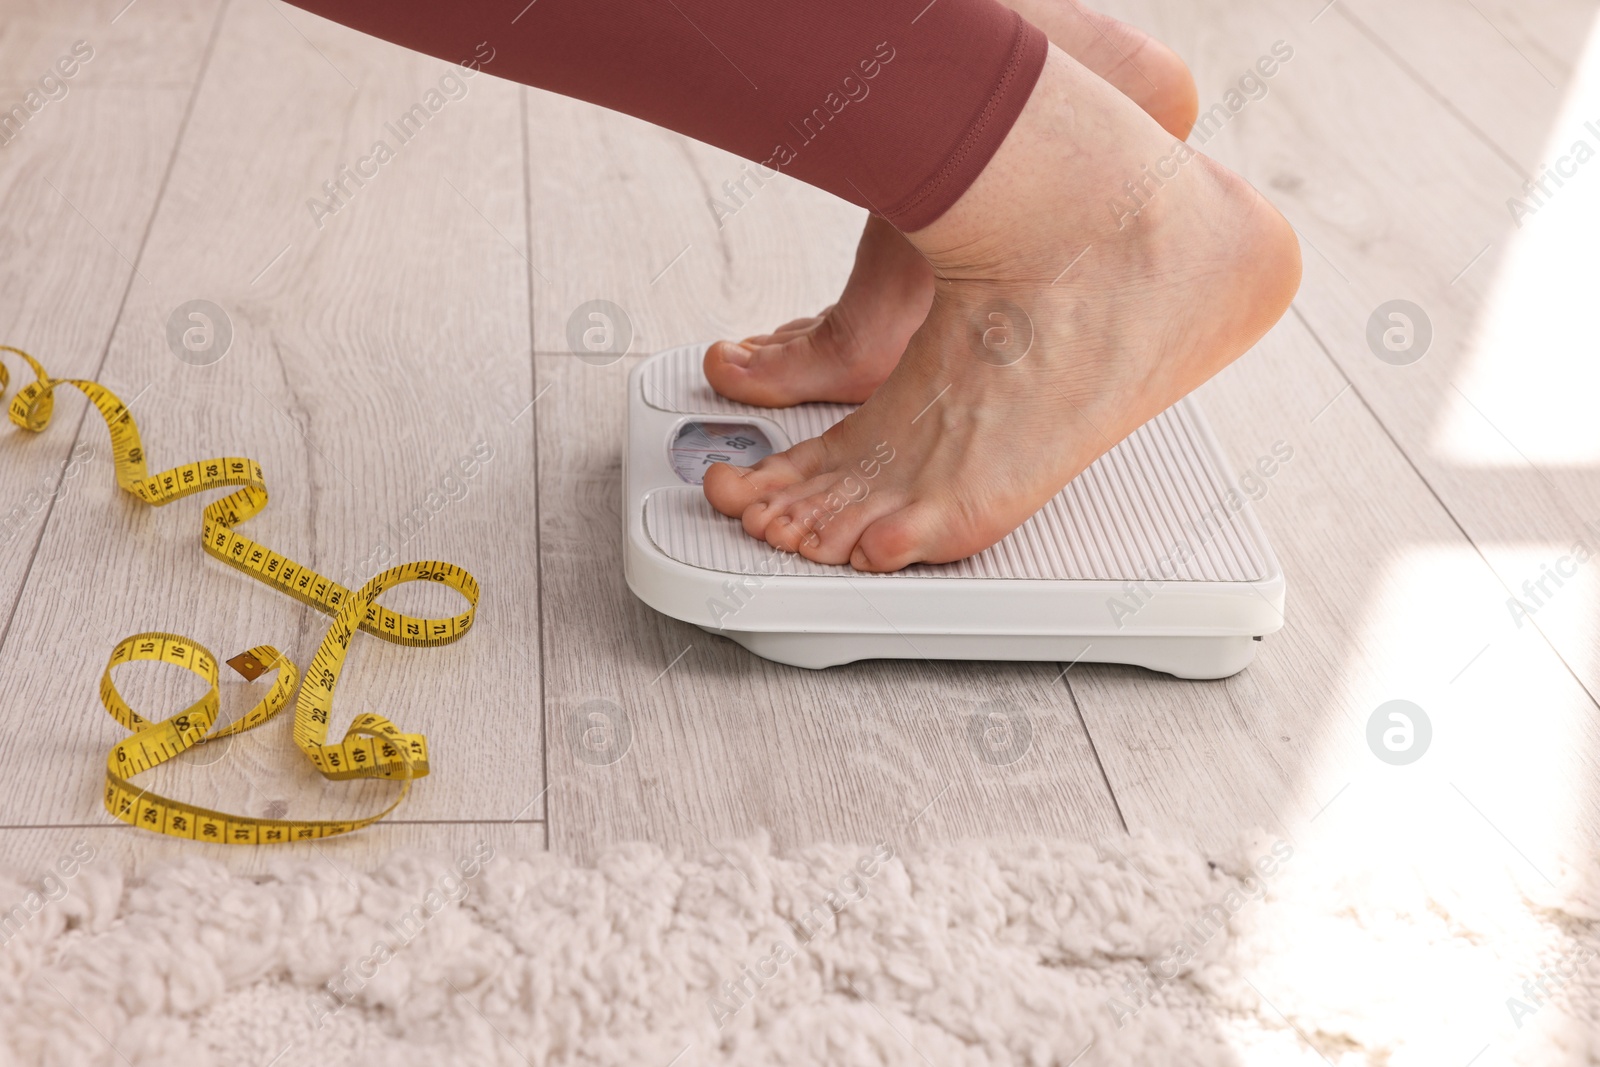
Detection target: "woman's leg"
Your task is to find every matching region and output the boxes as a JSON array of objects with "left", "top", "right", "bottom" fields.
[
  {"left": 286, "top": 0, "right": 1047, "bottom": 232},
  {"left": 702, "top": 47, "right": 1300, "bottom": 571},
  {"left": 702, "top": 0, "right": 1201, "bottom": 408},
  {"left": 291, "top": 0, "right": 1299, "bottom": 572}
]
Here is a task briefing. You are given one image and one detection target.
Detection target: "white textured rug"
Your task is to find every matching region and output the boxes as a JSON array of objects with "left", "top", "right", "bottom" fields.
[{"left": 3, "top": 832, "right": 1598, "bottom": 1066}]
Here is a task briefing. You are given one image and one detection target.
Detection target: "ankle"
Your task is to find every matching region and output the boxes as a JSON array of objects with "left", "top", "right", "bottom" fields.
[{"left": 906, "top": 51, "right": 1181, "bottom": 273}]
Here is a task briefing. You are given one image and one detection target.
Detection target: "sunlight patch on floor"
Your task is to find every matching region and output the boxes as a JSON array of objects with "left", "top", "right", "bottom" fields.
[
  {"left": 1435, "top": 15, "right": 1600, "bottom": 467},
  {"left": 1227, "top": 544, "right": 1599, "bottom": 1066}
]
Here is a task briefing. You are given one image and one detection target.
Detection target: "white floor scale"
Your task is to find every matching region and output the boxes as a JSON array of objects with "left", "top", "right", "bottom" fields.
[{"left": 624, "top": 344, "right": 1284, "bottom": 679}]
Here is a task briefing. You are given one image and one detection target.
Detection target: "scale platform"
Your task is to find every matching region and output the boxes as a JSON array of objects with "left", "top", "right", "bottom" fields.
[{"left": 623, "top": 344, "right": 1284, "bottom": 679}]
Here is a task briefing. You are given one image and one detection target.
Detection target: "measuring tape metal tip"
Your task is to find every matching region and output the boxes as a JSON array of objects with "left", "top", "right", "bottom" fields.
[{"left": 227, "top": 651, "right": 272, "bottom": 680}]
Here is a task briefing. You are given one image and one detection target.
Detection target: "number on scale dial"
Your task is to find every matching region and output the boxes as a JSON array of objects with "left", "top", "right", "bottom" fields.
[{"left": 669, "top": 421, "right": 774, "bottom": 485}]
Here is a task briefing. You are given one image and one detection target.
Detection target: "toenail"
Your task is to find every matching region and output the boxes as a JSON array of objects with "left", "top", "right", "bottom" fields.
[{"left": 721, "top": 342, "right": 754, "bottom": 367}]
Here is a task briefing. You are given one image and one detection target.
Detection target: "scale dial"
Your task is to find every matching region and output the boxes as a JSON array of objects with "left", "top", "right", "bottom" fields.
[{"left": 670, "top": 421, "right": 774, "bottom": 484}]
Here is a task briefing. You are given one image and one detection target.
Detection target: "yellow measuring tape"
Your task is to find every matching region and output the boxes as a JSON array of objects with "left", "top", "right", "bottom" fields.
[{"left": 2, "top": 346, "right": 478, "bottom": 843}]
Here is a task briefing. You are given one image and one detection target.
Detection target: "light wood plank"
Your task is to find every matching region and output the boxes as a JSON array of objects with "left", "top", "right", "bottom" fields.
[
  {"left": 524, "top": 88, "right": 866, "bottom": 354},
  {"left": 0, "top": 2, "right": 220, "bottom": 640},
  {"left": 1164, "top": 0, "right": 1600, "bottom": 700},
  {"left": 0, "top": 0, "right": 216, "bottom": 91},
  {"left": 1069, "top": 304, "right": 1600, "bottom": 860},
  {"left": 1455, "top": 0, "right": 1598, "bottom": 86},
  {"left": 0, "top": 821, "right": 541, "bottom": 881},
  {"left": 524, "top": 0, "right": 1600, "bottom": 864},
  {"left": 0, "top": 0, "right": 543, "bottom": 830},
  {"left": 534, "top": 353, "right": 1125, "bottom": 861},
  {"left": 1066, "top": 0, "right": 1600, "bottom": 870},
  {"left": 1335, "top": 0, "right": 1588, "bottom": 170},
  {"left": 6, "top": 0, "right": 1592, "bottom": 879},
  {"left": 523, "top": 85, "right": 1124, "bottom": 856}
]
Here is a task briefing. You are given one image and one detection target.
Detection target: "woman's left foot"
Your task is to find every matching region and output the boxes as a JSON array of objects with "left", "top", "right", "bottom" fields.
[{"left": 702, "top": 215, "right": 933, "bottom": 406}]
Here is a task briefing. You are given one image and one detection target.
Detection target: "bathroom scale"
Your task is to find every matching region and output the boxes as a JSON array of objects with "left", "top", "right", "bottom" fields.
[{"left": 623, "top": 343, "right": 1285, "bottom": 679}]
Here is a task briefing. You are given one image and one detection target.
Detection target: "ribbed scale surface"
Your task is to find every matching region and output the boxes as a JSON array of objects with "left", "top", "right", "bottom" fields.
[{"left": 641, "top": 346, "right": 1267, "bottom": 583}]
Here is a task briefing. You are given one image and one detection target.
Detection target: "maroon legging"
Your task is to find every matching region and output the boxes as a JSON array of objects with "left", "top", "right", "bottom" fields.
[{"left": 286, "top": 0, "right": 1048, "bottom": 231}]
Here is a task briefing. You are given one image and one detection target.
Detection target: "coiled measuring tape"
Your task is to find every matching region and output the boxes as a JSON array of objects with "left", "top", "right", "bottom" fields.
[{"left": 2, "top": 346, "right": 478, "bottom": 843}]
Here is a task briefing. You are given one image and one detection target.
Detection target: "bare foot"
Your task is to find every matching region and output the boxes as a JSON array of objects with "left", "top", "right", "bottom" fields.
[
  {"left": 704, "top": 0, "right": 1199, "bottom": 407},
  {"left": 701, "top": 215, "right": 935, "bottom": 406},
  {"left": 1026, "top": 0, "right": 1198, "bottom": 140},
  {"left": 703, "top": 46, "right": 1300, "bottom": 571}
]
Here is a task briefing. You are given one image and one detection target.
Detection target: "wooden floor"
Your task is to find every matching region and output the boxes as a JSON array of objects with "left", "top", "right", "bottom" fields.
[{"left": 1, "top": 0, "right": 1597, "bottom": 884}]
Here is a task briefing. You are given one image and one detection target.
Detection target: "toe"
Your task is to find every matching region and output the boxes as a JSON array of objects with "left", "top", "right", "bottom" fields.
[
  {"left": 738, "top": 479, "right": 811, "bottom": 539},
  {"left": 704, "top": 458, "right": 779, "bottom": 518},
  {"left": 737, "top": 467, "right": 839, "bottom": 541},
  {"left": 702, "top": 338, "right": 805, "bottom": 408},
  {"left": 702, "top": 340, "right": 776, "bottom": 407},
  {"left": 761, "top": 513, "right": 809, "bottom": 555},
  {"left": 768, "top": 476, "right": 903, "bottom": 565},
  {"left": 850, "top": 502, "right": 949, "bottom": 572},
  {"left": 702, "top": 438, "right": 826, "bottom": 519}
]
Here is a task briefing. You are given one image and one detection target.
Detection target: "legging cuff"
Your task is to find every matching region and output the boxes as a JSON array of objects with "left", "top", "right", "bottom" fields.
[
  {"left": 882, "top": 12, "right": 1048, "bottom": 232},
  {"left": 283, "top": 0, "right": 1049, "bottom": 237}
]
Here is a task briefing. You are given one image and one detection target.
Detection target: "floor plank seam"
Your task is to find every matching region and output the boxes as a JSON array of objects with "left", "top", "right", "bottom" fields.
[
  {"left": 1286, "top": 303, "right": 1600, "bottom": 714},
  {"left": 1335, "top": 4, "right": 1529, "bottom": 179},
  {"left": 1062, "top": 675, "right": 1129, "bottom": 834},
  {"left": 520, "top": 85, "right": 552, "bottom": 851},
  {"left": 0, "top": 0, "right": 232, "bottom": 660}
]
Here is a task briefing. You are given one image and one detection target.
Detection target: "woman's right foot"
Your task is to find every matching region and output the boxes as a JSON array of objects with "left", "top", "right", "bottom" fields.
[
  {"left": 703, "top": 46, "right": 1300, "bottom": 572},
  {"left": 704, "top": 0, "right": 1200, "bottom": 408}
]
